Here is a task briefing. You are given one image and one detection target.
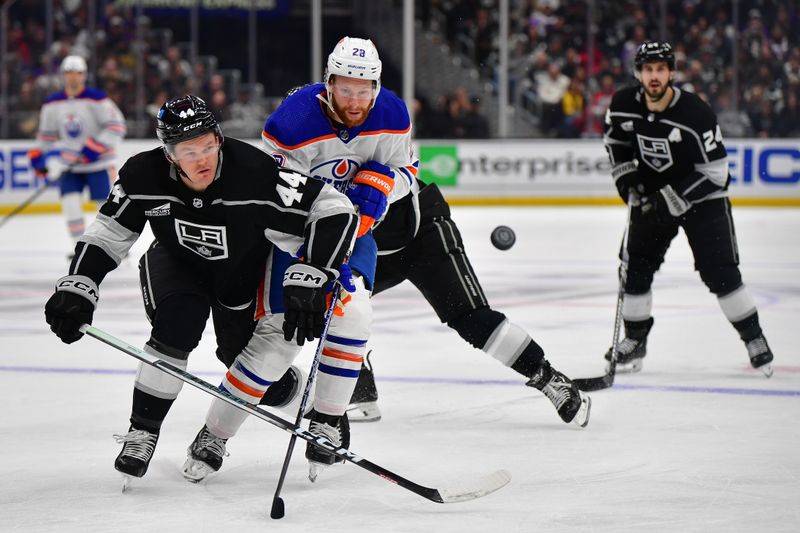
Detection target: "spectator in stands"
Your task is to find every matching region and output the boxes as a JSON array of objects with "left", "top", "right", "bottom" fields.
[
  {"left": 774, "top": 90, "right": 800, "bottom": 138},
  {"left": 462, "top": 96, "right": 490, "bottom": 138},
  {"left": 536, "top": 62, "right": 569, "bottom": 136},
  {"left": 559, "top": 77, "right": 585, "bottom": 138},
  {"left": 715, "top": 91, "right": 753, "bottom": 138},
  {"left": 749, "top": 100, "right": 775, "bottom": 138},
  {"left": 587, "top": 74, "right": 615, "bottom": 136}
]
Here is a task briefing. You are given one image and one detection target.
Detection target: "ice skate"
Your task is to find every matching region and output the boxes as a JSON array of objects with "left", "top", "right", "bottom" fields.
[
  {"left": 305, "top": 410, "right": 350, "bottom": 482},
  {"left": 527, "top": 361, "right": 591, "bottom": 428},
  {"left": 347, "top": 352, "right": 381, "bottom": 423},
  {"left": 182, "top": 425, "right": 229, "bottom": 483},
  {"left": 113, "top": 426, "right": 159, "bottom": 488},
  {"left": 746, "top": 334, "right": 774, "bottom": 378},
  {"left": 605, "top": 317, "right": 653, "bottom": 373}
]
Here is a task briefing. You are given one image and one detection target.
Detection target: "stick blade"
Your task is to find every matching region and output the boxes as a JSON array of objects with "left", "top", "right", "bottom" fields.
[
  {"left": 574, "top": 373, "right": 614, "bottom": 392},
  {"left": 436, "top": 469, "right": 512, "bottom": 503},
  {"left": 270, "top": 497, "right": 285, "bottom": 519}
]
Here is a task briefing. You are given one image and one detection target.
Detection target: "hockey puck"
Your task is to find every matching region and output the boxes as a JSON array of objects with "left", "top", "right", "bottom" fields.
[{"left": 490, "top": 225, "right": 516, "bottom": 251}]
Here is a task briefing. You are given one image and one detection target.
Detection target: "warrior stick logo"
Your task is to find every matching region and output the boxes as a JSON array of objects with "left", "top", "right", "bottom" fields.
[{"left": 637, "top": 134, "right": 674, "bottom": 172}]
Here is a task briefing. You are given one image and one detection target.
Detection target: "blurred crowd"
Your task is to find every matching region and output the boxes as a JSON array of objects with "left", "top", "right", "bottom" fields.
[
  {"left": 3, "top": 0, "right": 800, "bottom": 139},
  {"left": 3, "top": 0, "right": 267, "bottom": 138},
  {"left": 425, "top": 0, "right": 800, "bottom": 138}
]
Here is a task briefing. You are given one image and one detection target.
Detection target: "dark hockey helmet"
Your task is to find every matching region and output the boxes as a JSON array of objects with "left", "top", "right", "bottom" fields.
[
  {"left": 634, "top": 41, "right": 675, "bottom": 70},
  {"left": 156, "top": 95, "right": 223, "bottom": 153}
]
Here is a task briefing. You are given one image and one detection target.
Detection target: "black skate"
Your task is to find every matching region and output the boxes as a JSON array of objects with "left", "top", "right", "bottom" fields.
[
  {"left": 746, "top": 334, "right": 774, "bottom": 378},
  {"left": 527, "top": 361, "right": 591, "bottom": 428},
  {"left": 347, "top": 351, "right": 381, "bottom": 423},
  {"left": 604, "top": 317, "right": 654, "bottom": 373},
  {"left": 113, "top": 426, "right": 159, "bottom": 490},
  {"left": 305, "top": 410, "right": 350, "bottom": 482},
  {"left": 182, "top": 425, "right": 229, "bottom": 483}
]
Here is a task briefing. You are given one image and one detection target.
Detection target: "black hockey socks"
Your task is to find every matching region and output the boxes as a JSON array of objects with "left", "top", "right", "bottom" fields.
[{"left": 510, "top": 340, "right": 546, "bottom": 378}]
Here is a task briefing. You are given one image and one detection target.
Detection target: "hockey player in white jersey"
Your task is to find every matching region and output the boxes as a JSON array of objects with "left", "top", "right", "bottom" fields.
[
  {"left": 28, "top": 55, "right": 127, "bottom": 250},
  {"left": 261, "top": 37, "right": 409, "bottom": 481},
  {"left": 262, "top": 37, "right": 590, "bottom": 447}
]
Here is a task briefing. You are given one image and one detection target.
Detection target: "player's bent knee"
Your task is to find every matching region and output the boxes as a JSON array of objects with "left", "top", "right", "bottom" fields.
[
  {"left": 698, "top": 264, "right": 742, "bottom": 295},
  {"left": 328, "top": 276, "right": 372, "bottom": 341},
  {"left": 150, "top": 294, "right": 209, "bottom": 352}
]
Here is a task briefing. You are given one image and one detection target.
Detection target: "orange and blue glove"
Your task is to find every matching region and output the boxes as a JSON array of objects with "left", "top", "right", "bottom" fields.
[
  {"left": 347, "top": 161, "right": 395, "bottom": 237},
  {"left": 79, "top": 138, "right": 107, "bottom": 164},
  {"left": 28, "top": 149, "right": 48, "bottom": 177}
]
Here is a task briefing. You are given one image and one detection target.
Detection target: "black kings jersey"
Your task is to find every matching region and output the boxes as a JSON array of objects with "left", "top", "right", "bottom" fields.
[
  {"left": 72, "top": 137, "right": 356, "bottom": 308},
  {"left": 604, "top": 86, "right": 730, "bottom": 204}
]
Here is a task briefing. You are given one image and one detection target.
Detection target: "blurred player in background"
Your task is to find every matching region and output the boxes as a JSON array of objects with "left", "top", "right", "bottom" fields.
[
  {"left": 28, "top": 55, "right": 127, "bottom": 252},
  {"left": 603, "top": 41, "right": 774, "bottom": 376},
  {"left": 262, "top": 37, "right": 591, "bottom": 434}
]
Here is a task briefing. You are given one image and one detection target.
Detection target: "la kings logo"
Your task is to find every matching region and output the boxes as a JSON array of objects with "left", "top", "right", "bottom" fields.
[
  {"left": 174, "top": 219, "right": 228, "bottom": 260},
  {"left": 636, "top": 134, "right": 674, "bottom": 172}
]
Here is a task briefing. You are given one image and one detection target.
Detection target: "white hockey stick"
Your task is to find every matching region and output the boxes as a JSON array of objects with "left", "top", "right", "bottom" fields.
[{"left": 79, "top": 323, "right": 511, "bottom": 504}]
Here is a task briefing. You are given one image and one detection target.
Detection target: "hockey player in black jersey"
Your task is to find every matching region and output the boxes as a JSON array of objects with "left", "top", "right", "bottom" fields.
[
  {"left": 601, "top": 41, "right": 773, "bottom": 376},
  {"left": 43, "top": 95, "right": 357, "bottom": 483}
]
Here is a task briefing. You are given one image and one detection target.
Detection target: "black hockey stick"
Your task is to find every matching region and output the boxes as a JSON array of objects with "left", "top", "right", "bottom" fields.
[
  {"left": 0, "top": 170, "right": 66, "bottom": 229},
  {"left": 79, "top": 323, "right": 511, "bottom": 505},
  {"left": 573, "top": 195, "right": 633, "bottom": 392},
  {"left": 270, "top": 283, "right": 339, "bottom": 520}
]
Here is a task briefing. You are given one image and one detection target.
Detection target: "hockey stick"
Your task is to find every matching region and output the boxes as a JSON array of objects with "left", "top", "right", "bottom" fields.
[
  {"left": 0, "top": 171, "right": 66, "bottom": 229},
  {"left": 79, "top": 323, "right": 511, "bottom": 505},
  {"left": 573, "top": 194, "right": 633, "bottom": 392},
  {"left": 270, "top": 282, "right": 340, "bottom": 520}
]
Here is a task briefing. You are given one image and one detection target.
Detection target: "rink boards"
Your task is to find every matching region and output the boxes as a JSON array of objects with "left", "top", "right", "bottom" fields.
[{"left": 1, "top": 138, "right": 799, "bottom": 214}]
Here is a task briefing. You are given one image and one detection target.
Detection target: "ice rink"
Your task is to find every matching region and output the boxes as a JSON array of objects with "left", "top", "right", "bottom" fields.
[{"left": 1, "top": 206, "right": 798, "bottom": 533}]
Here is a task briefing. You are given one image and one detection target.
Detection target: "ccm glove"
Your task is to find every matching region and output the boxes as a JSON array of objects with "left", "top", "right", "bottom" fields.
[
  {"left": 282, "top": 262, "right": 333, "bottom": 346},
  {"left": 347, "top": 161, "right": 395, "bottom": 237},
  {"left": 44, "top": 275, "right": 99, "bottom": 344},
  {"left": 27, "top": 149, "right": 48, "bottom": 177}
]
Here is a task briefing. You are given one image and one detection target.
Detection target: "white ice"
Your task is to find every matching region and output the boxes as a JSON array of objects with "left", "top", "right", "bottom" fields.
[{"left": 1, "top": 206, "right": 798, "bottom": 533}]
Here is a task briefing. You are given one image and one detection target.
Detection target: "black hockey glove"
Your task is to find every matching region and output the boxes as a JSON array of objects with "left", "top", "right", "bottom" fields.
[
  {"left": 612, "top": 162, "right": 642, "bottom": 204},
  {"left": 44, "top": 275, "right": 99, "bottom": 344},
  {"left": 641, "top": 185, "right": 691, "bottom": 225},
  {"left": 282, "top": 262, "right": 333, "bottom": 346}
]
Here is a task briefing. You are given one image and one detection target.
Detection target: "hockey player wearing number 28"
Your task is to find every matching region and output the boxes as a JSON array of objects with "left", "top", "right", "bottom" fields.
[
  {"left": 603, "top": 41, "right": 774, "bottom": 376},
  {"left": 261, "top": 37, "right": 591, "bottom": 432},
  {"left": 43, "top": 95, "right": 357, "bottom": 484}
]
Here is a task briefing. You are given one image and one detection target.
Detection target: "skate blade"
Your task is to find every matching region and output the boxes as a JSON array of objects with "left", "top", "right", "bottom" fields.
[
  {"left": 606, "top": 359, "right": 643, "bottom": 374},
  {"left": 572, "top": 393, "right": 592, "bottom": 428},
  {"left": 181, "top": 457, "right": 216, "bottom": 484},
  {"left": 346, "top": 401, "right": 382, "bottom": 423},
  {"left": 757, "top": 363, "right": 774, "bottom": 378},
  {"left": 308, "top": 461, "right": 331, "bottom": 483},
  {"left": 121, "top": 474, "right": 133, "bottom": 493}
]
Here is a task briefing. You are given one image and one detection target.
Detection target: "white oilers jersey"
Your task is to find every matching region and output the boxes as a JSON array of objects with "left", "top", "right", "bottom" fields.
[
  {"left": 261, "top": 83, "right": 419, "bottom": 206},
  {"left": 36, "top": 87, "right": 127, "bottom": 172}
]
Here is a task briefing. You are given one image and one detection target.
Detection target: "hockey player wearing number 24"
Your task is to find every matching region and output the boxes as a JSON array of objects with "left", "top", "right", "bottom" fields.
[
  {"left": 261, "top": 37, "right": 591, "bottom": 433},
  {"left": 43, "top": 95, "right": 357, "bottom": 486},
  {"left": 603, "top": 41, "right": 774, "bottom": 376}
]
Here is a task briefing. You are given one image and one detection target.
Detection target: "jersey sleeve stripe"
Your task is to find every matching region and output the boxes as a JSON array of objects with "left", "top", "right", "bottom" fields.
[{"left": 261, "top": 129, "right": 337, "bottom": 150}]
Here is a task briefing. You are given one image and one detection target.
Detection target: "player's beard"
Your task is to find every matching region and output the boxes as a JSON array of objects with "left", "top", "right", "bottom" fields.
[
  {"left": 330, "top": 96, "right": 371, "bottom": 128},
  {"left": 644, "top": 81, "right": 670, "bottom": 102}
]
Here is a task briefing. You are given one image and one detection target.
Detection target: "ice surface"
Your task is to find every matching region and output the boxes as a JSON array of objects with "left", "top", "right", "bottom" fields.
[{"left": 1, "top": 207, "right": 798, "bottom": 532}]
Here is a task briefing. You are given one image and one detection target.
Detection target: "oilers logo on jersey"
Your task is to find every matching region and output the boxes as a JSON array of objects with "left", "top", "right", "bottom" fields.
[
  {"left": 310, "top": 158, "right": 360, "bottom": 192},
  {"left": 64, "top": 114, "right": 83, "bottom": 138}
]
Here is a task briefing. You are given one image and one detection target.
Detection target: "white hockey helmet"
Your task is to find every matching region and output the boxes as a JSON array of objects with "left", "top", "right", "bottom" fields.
[
  {"left": 324, "top": 37, "right": 382, "bottom": 101},
  {"left": 60, "top": 55, "right": 88, "bottom": 73}
]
